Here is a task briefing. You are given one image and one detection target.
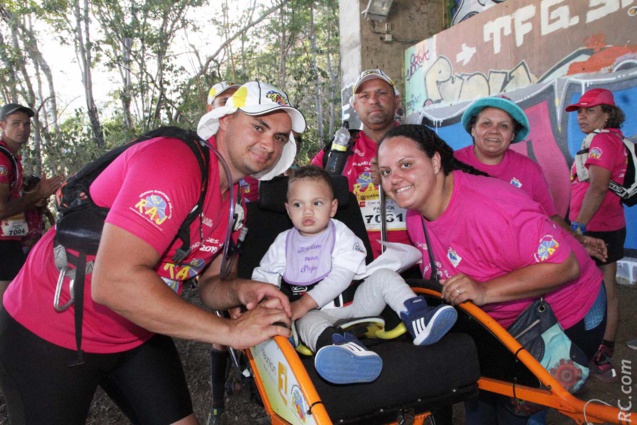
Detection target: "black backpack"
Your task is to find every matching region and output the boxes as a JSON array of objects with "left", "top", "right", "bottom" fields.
[
  {"left": 53, "top": 126, "right": 210, "bottom": 366},
  {"left": 608, "top": 134, "right": 637, "bottom": 207}
]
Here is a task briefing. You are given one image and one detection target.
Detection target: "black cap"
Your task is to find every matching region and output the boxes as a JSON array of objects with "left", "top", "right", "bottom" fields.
[{"left": 0, "top": 104, "right": 35, "bottom": 120}]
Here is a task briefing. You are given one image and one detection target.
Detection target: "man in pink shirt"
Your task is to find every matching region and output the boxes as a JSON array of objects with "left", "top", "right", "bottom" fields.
[
  {"left": 312, "top": 69, "right": 409, "bottom": 259},
  {"left": 0, "top": 103, "right": 63, "bottom": 296},
  {"left": 0, "top": 82, "right": 304, "bottom": 425}
]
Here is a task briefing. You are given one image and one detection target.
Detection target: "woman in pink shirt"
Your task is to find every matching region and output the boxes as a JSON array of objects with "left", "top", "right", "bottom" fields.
[
  {"left": 457, "top": 96, "right": 607, "bottom": 263},
  {"left": 567, "top": 88, "right": 628, "bottom": 381},
  {"left": 377, "top": 124, "right": 605, "bottom": 425}
]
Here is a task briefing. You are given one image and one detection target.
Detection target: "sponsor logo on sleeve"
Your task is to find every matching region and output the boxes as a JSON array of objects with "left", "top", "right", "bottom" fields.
[
  {"left": 535, "top": 235, "right": 559, "bottom": 262},
  {"left": 132, "top": 190, "right": 173, "bottom": 228}
]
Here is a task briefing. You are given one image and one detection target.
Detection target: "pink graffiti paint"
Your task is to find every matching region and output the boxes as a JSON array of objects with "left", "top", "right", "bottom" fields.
[{"left": 510, "top": 100, "right": 571, "bottom": 217}]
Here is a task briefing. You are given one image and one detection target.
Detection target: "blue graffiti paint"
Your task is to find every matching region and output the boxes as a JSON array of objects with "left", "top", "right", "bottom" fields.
[{"left": 413, "top": 73, "right": 637, "bottom": 255}]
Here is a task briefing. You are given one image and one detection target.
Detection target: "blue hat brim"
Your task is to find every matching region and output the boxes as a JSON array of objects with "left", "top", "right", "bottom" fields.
[{"left": 461, "top": 97, "right": 530, "bottom": 143}]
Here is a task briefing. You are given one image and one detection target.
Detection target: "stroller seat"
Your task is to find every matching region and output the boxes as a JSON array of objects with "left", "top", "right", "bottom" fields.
[{"left": 238, "top": 175, "right": 480, "bottom": 424}]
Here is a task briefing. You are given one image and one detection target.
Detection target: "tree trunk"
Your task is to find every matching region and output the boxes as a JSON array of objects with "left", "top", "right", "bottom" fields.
[
  {"left": 326, "top": 0, "right": 339, "bottom": 143},
  {"left": 74, "top": 0, "right": 104, "bottom": 147},
  {"left": 310, "top": 1, "right": 323, "bottom": 141},
  {"left": 120, "top": 37, "right": 133, "bottom": 130}
]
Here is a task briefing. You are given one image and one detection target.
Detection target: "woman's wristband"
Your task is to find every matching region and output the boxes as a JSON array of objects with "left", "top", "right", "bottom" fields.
[{"left": 570, "top": 221, "right": 587, "bottom": 235}]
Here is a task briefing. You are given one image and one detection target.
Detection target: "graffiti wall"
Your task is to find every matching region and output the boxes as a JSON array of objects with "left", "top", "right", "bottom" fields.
[
  {"left": 450, "top": 0, "right": 506, "bottom": 26},
  {"left": 404, "top": 0, "right": 637, "bottom": 254}
]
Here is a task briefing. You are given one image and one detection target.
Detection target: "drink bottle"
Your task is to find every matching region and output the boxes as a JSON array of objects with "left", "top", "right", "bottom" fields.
[{"left": 325, "top": 121, "right": 350, "bottom": 175}]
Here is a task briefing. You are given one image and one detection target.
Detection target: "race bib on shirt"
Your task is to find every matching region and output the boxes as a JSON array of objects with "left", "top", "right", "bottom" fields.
[
  {"left": 1, "top": 213, "right": 28, "bottom": 237},
  {"left": 359, "top": 198, "right": 407, "bottom": 232},
  {"left": 351, "top": 171, "right": 407, "bottom": 232}
]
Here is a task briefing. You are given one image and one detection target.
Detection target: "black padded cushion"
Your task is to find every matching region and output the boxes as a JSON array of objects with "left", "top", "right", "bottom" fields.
[
  {"left": 409, "top": 279, "right": 540, "bottom": 389},
  {"left": 302, "top": 333, "right": 480, "bottom": 423}
]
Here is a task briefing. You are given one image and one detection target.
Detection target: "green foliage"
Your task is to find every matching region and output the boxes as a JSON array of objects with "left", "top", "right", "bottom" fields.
[
  {"left": 3, "top": 0, "right": 342, "bottom": 175},
  {"left": 35, "top": 109, "right": 108, "bottom": 176}
]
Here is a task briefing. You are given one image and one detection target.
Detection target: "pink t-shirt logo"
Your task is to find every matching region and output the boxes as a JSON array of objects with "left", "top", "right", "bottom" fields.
[
  {"left": 535, "top": 235, "right": 559, "bottom": 262},
  {"left": 510, "top": 177, "right": 522, "bottom": 188},
  {"left": 133, "top": 191, "right": 172, "bottom": 226},
  {"left": 589, "top": 147, "right": 602, "bottom": 159},
  {"left": 0, "top": 166, "right": 7, "bottom": 177},
  {"left": 355, "top": 172, "right": 374, "bottom": 192},
  {"left": 447, "top": 247, "right": 462, "bottom": 267},
  {"left": 163, "top": 257, "right": 205, "bottom": 281}
]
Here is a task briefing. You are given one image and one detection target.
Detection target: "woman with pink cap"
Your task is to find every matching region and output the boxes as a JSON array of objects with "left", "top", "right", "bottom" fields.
[{"left": 566, "top": 88, "right": 627, "bottom": 381}]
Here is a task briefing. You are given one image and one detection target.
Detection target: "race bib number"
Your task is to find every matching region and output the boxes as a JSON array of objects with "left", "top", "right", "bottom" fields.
[
  {"left": 1, "top": 213, "right": 28, "bottom": 237},
  {"left": 359, "top": 199, "right": 407, "bottom": 232}
]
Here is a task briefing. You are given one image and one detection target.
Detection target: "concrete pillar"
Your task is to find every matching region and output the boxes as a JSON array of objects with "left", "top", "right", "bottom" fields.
[{"left": 339, "top": 0, "right": 445, "bottom": 125}]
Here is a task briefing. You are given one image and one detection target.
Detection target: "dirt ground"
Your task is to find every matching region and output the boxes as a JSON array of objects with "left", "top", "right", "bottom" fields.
[{"left": 1, "top": 283, "right": 635, "bottom": 425}]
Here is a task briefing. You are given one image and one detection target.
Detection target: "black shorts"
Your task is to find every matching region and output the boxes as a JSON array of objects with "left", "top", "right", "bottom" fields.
[
  {"left": 586, "top": 227, "right": 626, "bottom": 265},
  {"left": 0, "top": 309, "right": 193, "bottom": 425},
  {"left": 0, "top": 240, "right": 26, "bottom": 280}
]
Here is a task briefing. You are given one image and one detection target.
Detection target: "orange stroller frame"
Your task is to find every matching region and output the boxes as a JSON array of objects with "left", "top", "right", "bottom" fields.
[
  {"left": 237, "top": 175, "right": 632, "bottom": 425},
  {"left": 243, "top": 285, "right": 632, "bottom": 425},
  {"left": 420, "top": 285, "right": 631, "bottom": 425}
]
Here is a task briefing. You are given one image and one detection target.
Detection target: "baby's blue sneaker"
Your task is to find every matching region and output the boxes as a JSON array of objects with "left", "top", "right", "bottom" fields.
[
  {"left": 401, "top": 296, "right": 457, "bottom": 346},
  {"left": 314, "top": 332, "right": 382, "bottom": 384}
]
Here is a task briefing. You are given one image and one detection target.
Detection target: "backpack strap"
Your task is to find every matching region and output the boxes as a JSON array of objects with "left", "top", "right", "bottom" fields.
[
  {"left": 573, "top": 131, "right": 597, "bottom": 183},
  {"left": 172, "top": 135, "right": 210, "bottom": 263},
  {"left": 68, "top": 252, "right": 87, "bottom": 367},
  {"left": 0, "top": 145, "right": 19, "bottom": 190}
]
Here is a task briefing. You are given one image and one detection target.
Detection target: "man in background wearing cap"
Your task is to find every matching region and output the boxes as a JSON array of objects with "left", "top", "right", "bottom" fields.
[
  {"left": 567, "top": 88, "right": 628, "bottom": 381},
  {"left": 0, "top": 82, "right": 304, "bottom": 424},
  {"left": 206, "top": 81, "right": 240, "bottom": 112},
  {"left": 0, "top": 103, "right": 63, "bottom": 296},
  {"left": 311, "top": 69, "right": 410, "bottom": 259}
]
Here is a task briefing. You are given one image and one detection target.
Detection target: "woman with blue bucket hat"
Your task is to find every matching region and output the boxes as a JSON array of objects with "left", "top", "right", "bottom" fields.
[{"left": 455, "top": 95, "right": 607, "bottom": 262}]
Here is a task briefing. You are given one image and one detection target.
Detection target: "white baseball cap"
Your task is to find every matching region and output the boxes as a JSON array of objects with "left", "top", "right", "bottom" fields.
[
  {"left": 353, "top": 69, "right": 398, "bottom": 95},
  {"left": 207, "top": 81, "right": 240, "bottom": 106},
  {"left": 198, "top": 81, "right": 306, "bottom": 181}
]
